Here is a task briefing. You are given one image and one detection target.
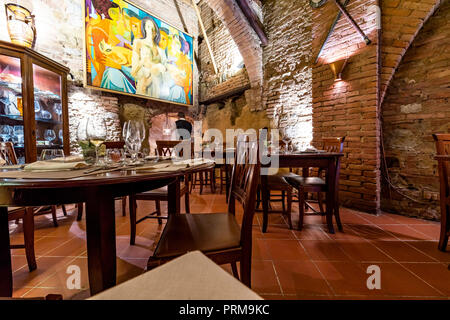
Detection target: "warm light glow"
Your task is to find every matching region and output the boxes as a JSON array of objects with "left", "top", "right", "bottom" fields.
[{"left": 329, "top": 59, "right": 348, "bottom": 81}]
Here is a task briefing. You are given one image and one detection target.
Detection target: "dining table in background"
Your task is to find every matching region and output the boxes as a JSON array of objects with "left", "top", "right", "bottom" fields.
[
  {"left": 260, "top": 152, "right": 344, "bottom": 234},
  {"left": 0, "top": 161, "right": 215, "bottom": 297}
]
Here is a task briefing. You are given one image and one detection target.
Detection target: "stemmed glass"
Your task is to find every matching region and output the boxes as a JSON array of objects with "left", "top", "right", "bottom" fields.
[
  {"left": 0, "top": 125, "right": 12, "bottom": 142},
  {"left": 44, "top": 129, "right": 56, "bottom": 145},
  {"left": 123, "top": 120, "right": 145, "bottom": 164},
  {"left": 86, "top": 116, "right": 107, "bottom": 165},
  {"left": 13, "top": 125, "right": 24, "bottom": 146},
  {"left": 54, "top": 103, "right": 62, "bottom": 121}
]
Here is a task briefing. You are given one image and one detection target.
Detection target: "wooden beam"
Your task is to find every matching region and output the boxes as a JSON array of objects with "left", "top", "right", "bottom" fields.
[
  {"left": 235, "top": 0, "right": 268, "bottom": 46},
  {"left": 192, "top": 0, "right": 218, "bottom": 74},
  {"left": 199, "top": 84, "right": 251, "bottom": 105}
]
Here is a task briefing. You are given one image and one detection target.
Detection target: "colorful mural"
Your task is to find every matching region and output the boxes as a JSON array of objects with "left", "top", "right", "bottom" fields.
[{"left": 84, "top": 0, "right": 194, "bottom": 105}]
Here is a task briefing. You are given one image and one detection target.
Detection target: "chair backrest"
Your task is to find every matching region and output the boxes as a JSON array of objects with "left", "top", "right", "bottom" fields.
[
  {"left": 323, "top": 136, "right": 346, "bottom": 153},
  {"left": 433, "top": 133, "right": 450, "bottom": 195},
  {"left": 0, "top": 142, "right": 17, "bottom": 165},
  {"left": 156, "top": 140, "right": 193, "bottom": 158},
  {"left": 227, "top": 134, "right": 260, "bottom": 248},
  {"left": 102, "top": 141, "right": 125, "bottom": 149}
]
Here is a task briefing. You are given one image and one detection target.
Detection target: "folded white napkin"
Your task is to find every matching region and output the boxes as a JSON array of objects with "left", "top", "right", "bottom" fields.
[
  {"left": 23, "top": 160, "right": 89, "bottom": 171},
  {"left": 49, "top": 155, "right": 85, "bottom": 163}
]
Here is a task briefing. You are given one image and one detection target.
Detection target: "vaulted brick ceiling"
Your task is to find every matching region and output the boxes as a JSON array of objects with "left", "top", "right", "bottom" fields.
[{"left": 202, "top": 0, "right": 263, "bottom": 89}]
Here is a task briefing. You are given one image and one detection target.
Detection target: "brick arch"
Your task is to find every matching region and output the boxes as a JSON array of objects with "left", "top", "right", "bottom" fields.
[
  {"left": 203, "top": 0, "right": 263, "bottom": 89},
  {"left": 381, "top": 0, "right": 443, "bottom": 104}
]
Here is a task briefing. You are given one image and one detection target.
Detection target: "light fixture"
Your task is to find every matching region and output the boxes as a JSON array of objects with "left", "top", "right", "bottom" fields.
[
  {"left": 5, "top": 3, "right": 36, "bottom": 48},
  {"left": 329, "top": 59, "right": 348, "bottom": 81},
  {"left": 163, "top": 112, "right": 171, "bottom": 136}
]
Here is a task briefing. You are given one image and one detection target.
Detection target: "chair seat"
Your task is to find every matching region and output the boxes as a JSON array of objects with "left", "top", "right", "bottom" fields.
[
  {"left": 267, "top": 174, "right": 293, "bottom": 190},
  {"left": 285, "top": 175, "right": 326, "bottom": 189},
  {"left": 154, "top": 213, "right": 241, "bottom": 258}
]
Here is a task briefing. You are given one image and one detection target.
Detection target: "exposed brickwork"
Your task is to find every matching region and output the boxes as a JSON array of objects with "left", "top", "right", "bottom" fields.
[
  {"left": 197, "top": 0, "right": 251, "bottom": 101},
  {"left": 204, "top": 0, "right": 263, "bottom": 95},
  {"left": 312, "top": 0, "right": 381, "bottom": 213},
  {"left": 380, "top": 0, "right": 442, "bottom": 104},
  {"left": 262, "top": 0, "right": 313, "bottom": 147},
  {"left": 381, "top": 0, "right": 450, "bottom": 220}
]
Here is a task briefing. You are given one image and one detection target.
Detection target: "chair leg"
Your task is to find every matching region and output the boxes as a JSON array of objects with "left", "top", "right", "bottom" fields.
[
  {"left": 256, "top": 185, "right": 261, "bottom": 209},
  {"left": 210, "top": 169, "right": 216, "bottom": 194},
  {"left": 240, "top": 254, "right": 252, "bottom": 288},
  {"left": 23, "top": 207, "right": 36, "bottom": 271},
  {"left": 51, "top": 206, "right": 58, "bottom": 227},
  {"left": 438, "top": 203, "right": 449, "bottom": 252},
  {"left": 185, "top": 189, "right": 190, "bottom": 214},
  {"left": 220, "top": 168, "right": 224, "bottom": 194},
  {"left": 129, "top": 195, "right": 137, "bottom": 245},
  {"left": 231, "top": 262, "right": 239, "bottom": 280},
  {"left": 318, "top": 192, "right": 325, "bottom": 215},
  {"left": 199, "top": 172, "right": 204, "bottom": 195},
  {"left": 281, "top": 191, "right": 286, "bottom": 213},
  {"left": 122, "top": 196, "right": 127, "bottom": 216},
  {"left": 156, "top": 200, "right": 162, "bottom": 225},
  {"left": 298, "top": 189, "right": 305, "bottom": 231},
  {"left": 76, "top": 203, "right": 83, "bottom": 221},
  {"left": 61, "top": 205, "right": 67, "bottom": 216},
  {"left": 334, "top": 202, "right": 343, "bottom": 231},
  {"left": 286, "top": 190, "right": 293, "bottom": 230}
]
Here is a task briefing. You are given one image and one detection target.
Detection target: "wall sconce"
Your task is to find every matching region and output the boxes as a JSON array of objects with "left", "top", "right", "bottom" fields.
[
  {"left": 329, "top": 59, "right": 348, "bottom": 81},
  {"left": 4, "top": 3, "right": 36, "bottom": 48}
]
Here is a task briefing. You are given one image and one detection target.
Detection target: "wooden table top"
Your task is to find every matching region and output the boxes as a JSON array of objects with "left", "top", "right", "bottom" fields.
[{"left": 0, "top": 161, "right": 215, "bottom": 189}]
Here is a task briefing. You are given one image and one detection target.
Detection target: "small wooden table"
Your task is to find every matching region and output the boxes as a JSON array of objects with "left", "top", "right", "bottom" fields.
[
  {"left": 0, "top": 162, "right": 214, "bottom": 297},
  {"left": 260, "top": 152, "right": 344, "bottom": 234}
]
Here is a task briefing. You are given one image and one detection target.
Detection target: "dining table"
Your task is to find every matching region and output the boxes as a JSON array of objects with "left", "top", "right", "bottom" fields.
[
  {"left": 260, "top": 152, "right": 344, "bottom": 234},
  {"left": 0, "top": 159, "right": 215, "bottom": 297}
]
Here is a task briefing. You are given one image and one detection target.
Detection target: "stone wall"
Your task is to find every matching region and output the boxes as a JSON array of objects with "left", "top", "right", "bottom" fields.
[
  {"left": 381, "top": 0, "right": 450, "bottom": 220},
  {"left": 262, "top": 0, "right": 313, "bottom": 148},
  {"left": 0, "top": 0, "right": 198, "bottom": 152}
]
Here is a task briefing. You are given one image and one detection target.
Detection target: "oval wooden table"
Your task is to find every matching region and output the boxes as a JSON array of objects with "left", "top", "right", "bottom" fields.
[{"left": 0, "top": 162, "right": 215, "bottom": 297}]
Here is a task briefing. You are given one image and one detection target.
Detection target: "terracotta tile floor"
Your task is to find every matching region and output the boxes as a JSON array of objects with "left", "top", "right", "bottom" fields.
[{"left": 8, "top": 190, "right": 450, "bottom": 300}]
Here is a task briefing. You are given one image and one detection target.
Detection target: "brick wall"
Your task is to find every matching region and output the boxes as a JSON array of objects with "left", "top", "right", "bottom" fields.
[
  {"left": 0, "top": 0, "right": 198, "bottom": 152},
  {"left": 311, "top": 0, "right": 381, "bottom": 213},
  {"left": 381, "top": 0, "right": 450, "bottom": 220},
  {"left": 198, "top": 0, "right": 250, "bottom": 101},
  {"left": 262, "top": 0, "right": 313, "bottom": 148}
]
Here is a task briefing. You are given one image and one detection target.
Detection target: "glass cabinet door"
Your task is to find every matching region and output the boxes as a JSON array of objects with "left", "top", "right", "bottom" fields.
[
  {"left": 32, "top": 64, "right": 63, "bottom": 160},
  {"left": 0, "top": 54, "right": 25, "bottom": 164}
]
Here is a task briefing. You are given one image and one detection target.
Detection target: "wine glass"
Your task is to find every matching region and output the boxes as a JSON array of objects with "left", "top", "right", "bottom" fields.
[
  {"left": 54, "top": 103, "right": 62, "bottom": 121},
  {"left": 44, "top": 129, "right": 56, "bottom": 145},
  {"left": 34, "top": 99, "right": 41, "bottom": 113},
  {"left": 58, "top": 129, "right": 63, "bottom": 143},
  {"left": 86, "top": 116, "right": 107, "bottom": 165},
  {"left": 124, "top": 120, "right": 142, "bottom": 164},
  {"left": 13, "top": 125, "right": 24, "bottom": 145},
  {"left": 0, "top": 125, "right": 12, "bottom": 142}
]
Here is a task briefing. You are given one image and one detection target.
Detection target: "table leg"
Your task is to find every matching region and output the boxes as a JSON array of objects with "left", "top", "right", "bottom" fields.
[
  {"left": 225, "top": 164, "right": 230, "bottom": 203},
  {"left": 168, "top": 178, "right": 181, "bottom": 215},
  {"left": 325, "top": 161, "right": 336, "bottom": 234},
  {"left": 85, "top": 189, "right": 116, "bottom": 295},
  {"left": 261, "top": 173, "right": 270, "bottom": 233},
  {"left": 0, "top": 207, "right": 12, "bottom": 297}
]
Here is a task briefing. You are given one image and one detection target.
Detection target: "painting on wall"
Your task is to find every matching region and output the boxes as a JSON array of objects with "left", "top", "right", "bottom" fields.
[{"left": 83, "top": 0, "right": 194, "bottom": 106}]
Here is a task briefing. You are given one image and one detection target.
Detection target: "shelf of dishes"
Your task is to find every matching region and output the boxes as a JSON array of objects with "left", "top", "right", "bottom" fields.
[
  {"left": 0, "top": 80, "right": 61, "bottom": 100},
  {"left": 0, "top": 124, "right": 63, "bottom": 147},
  {"left": 0, "top": 94, "right": 62, "bottom": 122}
]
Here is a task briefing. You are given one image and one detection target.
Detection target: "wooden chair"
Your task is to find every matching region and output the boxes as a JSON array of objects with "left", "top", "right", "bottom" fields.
[
  {"left": 285, "top": 137, "right": 345, "bottom": 230},
  {"left": 256, "top": 140, "right": 293, "bottom": 229},
  {"left": 433, "top": 134, "right": 450, "bottom": 251},
  {"left": 128, "top": 140, "right": 192, "bottom": 245},
  {"left": 147, "top": 134, "right": 260, "bottom": 287},
  {"left": 0, "top": 142, "right": 62, "bottom": 271},
  {"left": 76, "top": 141, "right": 127, "bottom": 221}
]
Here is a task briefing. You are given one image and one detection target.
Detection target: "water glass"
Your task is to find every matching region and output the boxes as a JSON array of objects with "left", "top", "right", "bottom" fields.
[{"left": 41, "top": 149, "right": 64, "bottom": 161}]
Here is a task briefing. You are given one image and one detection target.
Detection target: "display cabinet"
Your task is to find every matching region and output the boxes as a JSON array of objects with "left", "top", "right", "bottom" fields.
[{"left": 0, "top": 40, "right": 69, "bottom": 164}]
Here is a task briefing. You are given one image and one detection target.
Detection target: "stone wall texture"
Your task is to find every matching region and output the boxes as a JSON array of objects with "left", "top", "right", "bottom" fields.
[
  {"left": 262, "top": 0, "right": 313, "bottom": 148},
  {"left": 381, "top": 0, "right": 450, "bottom": 219},
  {"left": 0, "top": 0, "right": 198, "bottom": 152}
]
